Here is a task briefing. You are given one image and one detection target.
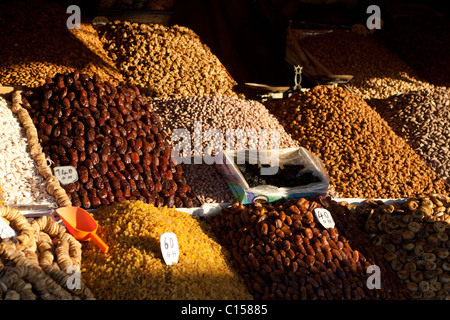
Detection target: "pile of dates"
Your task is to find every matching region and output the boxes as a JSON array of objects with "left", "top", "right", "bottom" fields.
[
  {"left": 21, "top": 71, "right": 200, "bottom": 209},
  {"left": 207, "top": 198, "right": 411, "bottom": 300}
]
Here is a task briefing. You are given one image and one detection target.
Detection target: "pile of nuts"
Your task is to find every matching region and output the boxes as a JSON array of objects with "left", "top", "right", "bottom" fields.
[
  {"left": 81, "top": 201, "right": 253, "bottom": 300},
  {"left": 207, "top": 198, "right": 410, "bottom": 300},
  {"left": 21, "top": 71, "right": 199, "bottom": 209},
  {"left": 0, "top": 0, "right": 123, "bottom": 88},
  {"left": 98, "top": 21, "right": 239, "bottom": 99},
  {"left": 374, "top": 15, "right": 450, "bottom": 87},
  {"left": 368, "top": 86, "right": 450, "bottom": 184},
  {"left": 0, "top": 206, "right": 94, "bottom": 300},
  {"left": 339, "top": 194, "right": 450, "bottom": 300},
  {"left": 181, "top": 163, "right": 235, "bottom": 204},
  {"left": 299, "top": 30, "right": 434, "bottom": 99},
  {"left": 151, "top": 95, "right": 299, "bottom": 154},
  {"left": 151, "top": 95, "right": 299, "bottom": 203},
  {"left": 0, "top": 97, "right": 56, "bottom": 205},
  {"left": 265, "top": 85, "right": 450, "bottom": 198}
]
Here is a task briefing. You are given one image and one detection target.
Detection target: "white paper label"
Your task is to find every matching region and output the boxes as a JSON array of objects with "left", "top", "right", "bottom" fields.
[
  {"left": 0, "top": 218, "right": 17, "bottom": 239},
  {"left": 54, "top": 166, "right": 78, "bottom": 185},
  {"left": 314, "top": 208, "right": 335, "bottom": 229},
  {"left": 160, "top": 232, "right": 179, "bottom": 266}
]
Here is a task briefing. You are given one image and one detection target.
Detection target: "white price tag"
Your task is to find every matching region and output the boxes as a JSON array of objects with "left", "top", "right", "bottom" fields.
[
  {"left": 54, "top": 166, "right": 78, "bottom": 185},
  {"left": 0, "top": 218, "right": 17, "bottom": 239},
  {"left": 314, "top": 208, "right": 335, "bottom": 229},
  {"left": 160, "top": 232, "right": 179, "bottom": 266}
]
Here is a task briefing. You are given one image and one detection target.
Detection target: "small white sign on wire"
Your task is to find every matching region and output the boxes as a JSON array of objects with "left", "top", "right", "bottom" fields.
[
  {"left": 0, "top": 217, "right": 17, "bottom": 239},
  {"left": 160, "top": 232, "right": 179, "bottom": 266},
  {"left": 54, "top": 166, "right": 78, "bottom": 185},
  {"left": 313, "top": 208, "right": 335, "bottom": 229}
]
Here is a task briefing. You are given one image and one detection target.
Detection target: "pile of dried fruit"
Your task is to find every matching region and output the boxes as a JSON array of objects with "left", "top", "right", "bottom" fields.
[
  {"left": 98, "top": 21, "right": 239, "bottom": 99},
  {"left": 21, "top": 71, "right": 199, "bottom": 209},
  {"left": 0, "top": 97, "right": 56, "bottom": 206},
  {"left": 0, "top": 206, "right": 94, "bottom": 300},
  {"left": 207, "top": 198, "right": 410, "bottom": 300},
  {"left": 81, "top": 201, "right": 253, "bottom": 300},
  {"left": 0, "top": 0, "right": 123, "bottom": 88},
  {"left": 368, "top": 86, "right": 450, "bottom": 184},
  {"left": 338, "top": 194, "right": 450, "bottom": 300},
  {"left": 298, "top": 30, "right": 433, "bottom": 99},
  {"left": 265, "top": 85, "right": 450, "bottom": 198}
]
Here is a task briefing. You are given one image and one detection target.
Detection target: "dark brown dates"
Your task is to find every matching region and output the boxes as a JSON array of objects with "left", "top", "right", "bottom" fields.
[{"left": 24, "top": 71, "right": 197, "bottom": 210}]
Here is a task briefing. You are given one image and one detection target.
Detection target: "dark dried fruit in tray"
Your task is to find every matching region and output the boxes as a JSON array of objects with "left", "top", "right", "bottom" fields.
[{"left": 237, "top": 163, "right": 321, "bottom": 188}]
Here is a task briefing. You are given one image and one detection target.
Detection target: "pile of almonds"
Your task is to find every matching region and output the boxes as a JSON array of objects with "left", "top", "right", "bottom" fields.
[
  {"left": 265, "top": 85, "right": 450, "bottom": 198},
  {"left": 98, "top": 21, "right": 239, "bottom": 99},
  {"left": 338, "top": 195, "right": 450, "bottom": 300},
  {"left": 0, "top": 0, "right": 123, "bottom": 88},
  {"left": 20, "top": 71, "right": 199, "bottom": 209},
  {"left": 207, "top": 198, "right": 410, "bottom": 300},
  {"left": 299, "top": 30, "right": 434, "bottom": 99},
  {"left": 367, "top": 86, "right": 450, "bottom": 185}
]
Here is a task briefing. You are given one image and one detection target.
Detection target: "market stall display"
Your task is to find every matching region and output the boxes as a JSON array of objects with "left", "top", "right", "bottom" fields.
[
  {"left": 265, "top": 85, "right": 450, "bottom": 199},
  {"left": 336, "top": 194, "right": 450, "bottom": 300},
  {"left": 291, "top": 29, "right": 433, "bottom": 99},
  {"left": 81, "top": 200, "right": 253, "bottom": 300},
  {"left": 0, "top": 0, "right": 448, "bottom": 303},
  {"left": 0, "top": 0, "right": 123, "bottom": 88},
  {"left": 0, "top": 206, "right": 94, "bottom": 300},
  {"left": 368, "top": 86, "right": 450, "bottom": 185},
  {"left": 0, "top": 97, "right": 56, "bottom": 206},
  {"left": 207, "top": 197, "right": 410, "bottom": 300},
  {"left": 97, "top": 21, "right": 239, "bottom": 99},
  {"left": 20, "top": 71, "right": 199, "bottom": 209}
]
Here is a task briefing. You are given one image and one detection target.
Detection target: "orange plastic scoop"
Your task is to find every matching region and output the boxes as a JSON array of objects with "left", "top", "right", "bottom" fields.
[{"left": 56, "top": 206, "right": 109, "bottom": 253}]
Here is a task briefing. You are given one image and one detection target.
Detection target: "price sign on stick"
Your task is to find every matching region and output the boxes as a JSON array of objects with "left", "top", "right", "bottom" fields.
[
  {"left": 160, "top": 232, "right": 179, "bottom": 266},
  {"left": 54, "top": 166, "right": 78, "bottom": 185},
  {"left": 314, "top": 208, "right": 335, "bottom": 229}
]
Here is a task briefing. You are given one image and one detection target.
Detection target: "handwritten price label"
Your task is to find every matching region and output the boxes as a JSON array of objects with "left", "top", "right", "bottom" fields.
[
  {"left": 0, "top": 218, "right": 17, "bottom": 239},
  {"left": 313, "top": 208, "right": 335, "bottom": 229},
  {"left": 160, "top": 232, "right": 179, "bottom": 266},
  {"left": 54, "top": 166, "right": 78, "bottom": 185}
]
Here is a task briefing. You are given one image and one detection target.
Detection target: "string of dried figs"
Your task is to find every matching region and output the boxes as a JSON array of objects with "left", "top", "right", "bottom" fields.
[
  {"left": 206, "top": 198, "right": 410, "bottom": 300},
  {"left": 20, "top": 71, "right": 200, "bottom": 209},
  {"left": 339, "top": 194, "right": 450, "bottom": 300},
  {"left": 0, "top": 206, "right": 94, "bottom": 299}
]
